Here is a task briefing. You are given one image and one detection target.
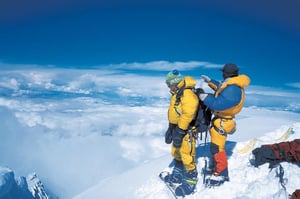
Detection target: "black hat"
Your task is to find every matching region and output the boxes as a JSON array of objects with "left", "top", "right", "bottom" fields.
[{"left": 221, "top": 63, "right": 239, "bottom": 78}]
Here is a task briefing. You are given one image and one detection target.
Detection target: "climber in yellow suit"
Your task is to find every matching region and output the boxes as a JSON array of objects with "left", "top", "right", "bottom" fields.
[
  {"left": 164, "top": 69, "right": 199, "bottom": 197},
  {"left": 199, "top": 63, "right": 250, "bottom": 186}
]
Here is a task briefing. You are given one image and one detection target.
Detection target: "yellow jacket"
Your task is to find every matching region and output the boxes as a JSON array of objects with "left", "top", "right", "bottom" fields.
[{"left": 168, "top": 76, "right": 199, "bottom": 130}]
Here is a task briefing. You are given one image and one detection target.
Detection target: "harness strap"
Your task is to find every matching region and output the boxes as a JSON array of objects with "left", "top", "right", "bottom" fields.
[
  {"left": 174, "top": 82, "right": 186, "bottom": 115},
  {"left": 211, "top": 116, "right": 235, "bottom": 135},
  {"left": 214, "top": 114, "right": 234, "bottom": 120},
  {"left": 213, "top": 125, "right": 226, "bottom": 136}
]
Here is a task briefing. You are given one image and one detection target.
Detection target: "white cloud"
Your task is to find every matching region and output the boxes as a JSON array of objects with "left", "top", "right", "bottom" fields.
[
  {"left": 0, "top": 78, "right": 19, "bottom": 90},
  {"left": 286, "top": 82, "right": 300, "bottom": 89},
  {"left": 91, "top": 60, "right": 223, "bottom": 71}
]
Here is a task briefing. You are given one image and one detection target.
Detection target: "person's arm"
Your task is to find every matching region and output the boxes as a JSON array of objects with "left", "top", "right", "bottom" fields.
[{"left": 203, "top": 85, "right": 242, "bottom": 111}]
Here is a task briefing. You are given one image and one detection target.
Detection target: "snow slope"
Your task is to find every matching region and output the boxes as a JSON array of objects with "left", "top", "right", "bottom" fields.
[{"left": 73, "top": 122, "right": 300, "bottom": 199}]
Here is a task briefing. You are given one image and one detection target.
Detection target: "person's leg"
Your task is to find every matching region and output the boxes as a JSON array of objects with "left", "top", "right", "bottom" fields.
[
  {"left": 164, "top": 158, "right": 184, "bottom": 184},
  {"left": 207, "top": 128, "right": 229, "bottom": 186},
  {"left": 164, "top": 144, "right": 185, "bottom": 184},
  {"left": 175, "top": 134, "right": 198, "bottom": 196}
]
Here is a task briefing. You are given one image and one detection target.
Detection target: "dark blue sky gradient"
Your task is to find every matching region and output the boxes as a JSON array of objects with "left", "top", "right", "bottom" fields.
[{"left": 0, "top": 0, "right": 299, "bottom": 87}]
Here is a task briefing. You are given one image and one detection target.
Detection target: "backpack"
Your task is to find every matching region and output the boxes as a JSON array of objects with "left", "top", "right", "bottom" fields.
[
  {"left": 192, "top": 88, "right": 212, "bottom": 137},
  {"left": 291, "top": 189, "right": 300, "bottom": 199},
  {"left": 175, "top": 86, "right": 212, "bottom": 139},
  {"left": 251, "top": 139, "right": 300, "bottom": 168}
]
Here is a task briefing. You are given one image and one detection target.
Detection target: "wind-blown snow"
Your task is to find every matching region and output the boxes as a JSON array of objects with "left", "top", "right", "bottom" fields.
[{"left": 0, "top": 62, "right": 299, "bottom": 199}]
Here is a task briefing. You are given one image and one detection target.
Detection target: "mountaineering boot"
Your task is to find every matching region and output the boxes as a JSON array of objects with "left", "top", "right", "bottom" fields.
[
  {"left": 205, "top": 151, "right": 229, "bottom": 187},
  {"left": 164, "top": 167, "right": 183, "bottom": 185},
  {"left": 164, "top": 160, "right": 184, "bottom": 185},
  {"left": 205, "top": 172, "right": 229, "bottom": 187},
  {"left": 201, "top": 163, "right": 215, "bottom": 176},
  {"left": 175, "top": 169, "right": 198, "bottom": 196},
  {"left": 206, "top": 174, "right": 229, "bottom": 187}
]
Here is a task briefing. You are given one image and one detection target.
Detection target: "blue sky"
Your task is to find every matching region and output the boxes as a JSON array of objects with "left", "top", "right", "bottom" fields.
[{"left": 0, "top": 0, "right": 299, "bottom": 88}]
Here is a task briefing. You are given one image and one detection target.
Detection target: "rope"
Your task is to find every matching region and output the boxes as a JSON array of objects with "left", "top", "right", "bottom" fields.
[{"left": 272, "top": 164, "right": 289, "bottom": 199}]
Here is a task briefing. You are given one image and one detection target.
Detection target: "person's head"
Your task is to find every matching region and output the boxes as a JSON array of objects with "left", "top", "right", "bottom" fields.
[
  {"left": 221, "top": 63, "right": 239, "bottom": 79},
  {"left": 165, "top": 69, "right": 184, "bottom": 91}
]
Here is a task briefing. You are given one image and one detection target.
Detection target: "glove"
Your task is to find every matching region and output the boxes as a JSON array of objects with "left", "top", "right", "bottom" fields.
[
  {"left": 201, "top": 75, "right": 211, "bottom": 83},
  {"left": 165, "top": 123, "right": 176, "bottom": 144},
  {"left": 195, "top": 88, "right": 204, "bottom": 95},
  {"left": 196, "top": 88, "right": 208, "bottom": 101},
  {"left": 172, "top": 126, "right": 186, "bottom": 148},
  {"left": 199, "top": 93, "right": 208, "bottom": 101}
]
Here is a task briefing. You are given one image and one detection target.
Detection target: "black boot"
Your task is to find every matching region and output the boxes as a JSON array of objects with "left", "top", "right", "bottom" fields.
[
  {"left": 164, "top": 160, "right": 184, "bottom": 184},
  {"left": 205, "top": 168, "right": 229, "bottom": 187},
  {"left": 175, "top": 169, "right": 198, "bottom": 196}
]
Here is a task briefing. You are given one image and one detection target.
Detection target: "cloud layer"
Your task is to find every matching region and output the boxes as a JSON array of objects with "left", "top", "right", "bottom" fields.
[{"left": 0, "top": 61, "right": 299, "bottom": 198}]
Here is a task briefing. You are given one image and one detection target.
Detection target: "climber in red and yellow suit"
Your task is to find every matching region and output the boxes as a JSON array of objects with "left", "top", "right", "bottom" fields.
[{"left": 199, "top": 63, "right": 250, "bottom": 184}]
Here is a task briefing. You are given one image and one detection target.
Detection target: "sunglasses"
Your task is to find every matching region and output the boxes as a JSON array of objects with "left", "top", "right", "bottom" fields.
[{"left": 166, "top": 81, "right": 172, "bottom": 87}]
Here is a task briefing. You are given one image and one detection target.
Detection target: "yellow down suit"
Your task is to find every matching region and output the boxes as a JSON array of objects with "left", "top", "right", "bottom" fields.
[
  {"left": 203, "top": 74, "right": 250, "bottom": 177},
  {"left": 168, "top": 76, "right": 199, "bottom": 172}
]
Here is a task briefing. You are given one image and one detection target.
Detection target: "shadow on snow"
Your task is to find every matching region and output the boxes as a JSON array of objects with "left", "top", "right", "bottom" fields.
[{"left": 167, "top": 140, "right": 237, "bottom": 168}]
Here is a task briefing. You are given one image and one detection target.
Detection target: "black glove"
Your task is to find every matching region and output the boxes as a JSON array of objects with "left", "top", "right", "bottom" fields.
[
  {"left": 195, "top": 88, "right": 205, "bottom": 95},
  {"left": 172, "top": 126, "right": 186, "bottom": 148},
  {"left": 165, "top": 123, "right": 176, "bottom": 144},
  {"left": 195, "top": 88, "right": 208, "bottom": 101}
]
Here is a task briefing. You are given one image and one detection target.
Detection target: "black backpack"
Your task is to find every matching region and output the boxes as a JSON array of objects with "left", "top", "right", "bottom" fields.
[
  {"left": 175, "top": 86, "right": 212, "bottom": 138},
  {"left": 192, "top": 88, "right": 212, "bottom": 137},
  {"left": 251, "top": 139, "right": 300, "bottom": 168}
]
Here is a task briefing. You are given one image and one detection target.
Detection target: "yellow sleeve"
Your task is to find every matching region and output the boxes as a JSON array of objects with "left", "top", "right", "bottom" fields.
[
  {"left": 208, "top": 81, "right": 218, "bottom": 91},
  {"left": 168, "top": 95, "right": 179, "bottom": 124}
]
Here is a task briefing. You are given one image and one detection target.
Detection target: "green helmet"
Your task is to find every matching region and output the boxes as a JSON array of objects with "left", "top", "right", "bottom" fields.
[{"left": 166, "top": 69, "right": 184, "bottom": 86}]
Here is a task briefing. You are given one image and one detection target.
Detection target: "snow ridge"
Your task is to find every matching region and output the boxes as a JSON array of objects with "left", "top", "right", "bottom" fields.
[{"left": 0, "top": 167, "right": 54, "bottom": 199}]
